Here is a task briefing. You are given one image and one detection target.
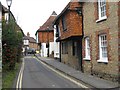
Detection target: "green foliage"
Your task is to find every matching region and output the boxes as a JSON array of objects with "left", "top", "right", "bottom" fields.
[
  {"left": 16, "top": 32, "right": 23, "bottom": 62},
  {"left": 2, "top": 21, "right": 17, "bottom": 47},
  {"left": 2, "top": 20, "right": 23, "bottom": 71},
  {"left": 2, "top": 62, "right": 21, "bottom": 88}
]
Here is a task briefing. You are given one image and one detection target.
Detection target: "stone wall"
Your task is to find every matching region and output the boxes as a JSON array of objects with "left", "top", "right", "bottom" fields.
[
  {"left": 61, "top": 40, "right": 80, "bottom": 70},
  {"left": 83, "top": 2, "right": 119, "bottom": 82}
]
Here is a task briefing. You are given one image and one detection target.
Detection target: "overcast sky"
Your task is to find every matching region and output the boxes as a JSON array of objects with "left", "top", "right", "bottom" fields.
[{"left": 0, "top": 0, "right": 70, "bottom": 38}]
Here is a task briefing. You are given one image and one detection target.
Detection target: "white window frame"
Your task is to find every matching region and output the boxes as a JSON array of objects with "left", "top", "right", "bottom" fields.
[
  {"left": 97, "top": 34, "right": 108, "bottom": 63},
  {"left": 84, "top": 37, "right": 90, "bottom": 60},
  {"left": 96, "top": 0, "right": 107, "bottom": 22},
  {"left": 24, "top": 40, "right": 29, "bottom": 45}
]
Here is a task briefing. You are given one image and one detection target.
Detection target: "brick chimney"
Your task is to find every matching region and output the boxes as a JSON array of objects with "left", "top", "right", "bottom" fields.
[{"left": 27, "top": 32, "right": 30, "bottom": 37}]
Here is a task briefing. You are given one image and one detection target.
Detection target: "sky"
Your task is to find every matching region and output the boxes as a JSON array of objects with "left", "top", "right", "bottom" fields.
[{"left": 0, "top": 0, "right": 70, "bottom": 38}]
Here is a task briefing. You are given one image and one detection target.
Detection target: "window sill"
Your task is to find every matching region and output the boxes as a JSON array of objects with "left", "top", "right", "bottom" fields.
[
  {"left": 83, "top": 58, "right": 91, "bottom": 61},
  {"left": 96, "top": 16, "right": 107, "bottom": 23},
  {"left": 97, "top": 58, "right": 108, "bottom": 63}
]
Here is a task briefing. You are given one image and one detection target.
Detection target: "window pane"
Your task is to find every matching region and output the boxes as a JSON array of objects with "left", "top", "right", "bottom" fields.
[
  {"left": 99, "top": 34, "right": 107, "bottom": 58},
  {"left": 98, "top": 0, "right": 106, "bottom": 18},
  {"left": 85, "top": 37, "right": 90, "bottom": 59}
]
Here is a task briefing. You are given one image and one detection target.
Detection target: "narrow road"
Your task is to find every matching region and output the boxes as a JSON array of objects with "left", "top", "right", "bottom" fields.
[{"left": 22, "top": 55, "right": 81, "bottom": 88}]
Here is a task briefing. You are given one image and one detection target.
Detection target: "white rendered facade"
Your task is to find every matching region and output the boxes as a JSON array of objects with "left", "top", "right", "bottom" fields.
[
  {"left": 40, "top": 42, "right": 54, "bottom": 57},
  {"left": 53, "top": 25, "right": 60, "bottom": 59}
]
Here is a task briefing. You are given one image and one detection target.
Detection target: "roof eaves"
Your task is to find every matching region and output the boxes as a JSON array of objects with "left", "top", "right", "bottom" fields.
[
  {"left": 35, "top": 29, "right": 39, "bottom": 35},
  {"left": 53, "top": 3, "right": 70, "bottom": 25},
  {"left": 2, "top": 5, "right": 8, "bottom": 13},
  {"left": 37, "top": 29, "right": 53, "bottom": 32}
]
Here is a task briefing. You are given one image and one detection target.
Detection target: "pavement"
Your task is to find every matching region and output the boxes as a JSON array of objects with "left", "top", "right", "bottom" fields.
[{"left": 35, "top": 54, "right": 119, "bottom": 89}]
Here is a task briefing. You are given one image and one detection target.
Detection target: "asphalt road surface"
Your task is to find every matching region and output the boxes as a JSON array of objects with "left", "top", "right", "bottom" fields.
[{"left": 22, "top": 55, "right": 81, "bottom": 88}]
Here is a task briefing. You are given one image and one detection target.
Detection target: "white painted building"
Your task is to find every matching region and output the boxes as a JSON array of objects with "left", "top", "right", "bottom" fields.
[
  {"left": 23, "top": 36, "right": 29, "bottom": 52},
  {"left": 40, "top": 43, "right": 47, "bottom": 57},
  {"left": 38, "top": 35, "right": 55, "bottom": 57},
  {"left": 53, "top": 25, "right": 60, "bottom": 59}
]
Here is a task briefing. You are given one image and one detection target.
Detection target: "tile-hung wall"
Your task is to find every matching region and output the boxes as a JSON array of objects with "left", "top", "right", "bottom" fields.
[{"left": 0, "top": 2, "right": 2, "bottom": 71}]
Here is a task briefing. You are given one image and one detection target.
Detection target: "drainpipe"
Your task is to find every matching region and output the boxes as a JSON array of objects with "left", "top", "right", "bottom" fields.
[
  {"left": 76, "top": 2, "right": 84, "bottom": 72},
  {"left": 47, "top": 27, "right": 49, "bottom": 57},
  {"left": 59, "top": 40, "right": 61, "bottom": 62},
  {"left": 55, "top": 24, "right": 61, "bottom": 62},
  {"left": 81, "top": 4, "right": 84, "bottom": 73}
]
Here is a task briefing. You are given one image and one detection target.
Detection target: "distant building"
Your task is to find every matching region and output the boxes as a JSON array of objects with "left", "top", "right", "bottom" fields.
[
  {"left": 36, "top": 11, "right": 57, "bottom": 57},
  {"left": 23, "top": 32, "right": 38, "bottom": 53}
]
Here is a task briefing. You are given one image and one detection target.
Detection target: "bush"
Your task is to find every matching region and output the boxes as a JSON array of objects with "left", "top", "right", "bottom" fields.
[{"left": 2, "top": 20, "right": 23, "bottom": 71}]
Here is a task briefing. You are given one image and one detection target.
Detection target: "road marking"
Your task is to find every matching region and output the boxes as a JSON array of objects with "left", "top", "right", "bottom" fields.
[
  {"left": 16, "top": 58, "right": 24, "bottom": 89},
  {"left": 35, "top": 57, "right": 88, "bottom": 88}
]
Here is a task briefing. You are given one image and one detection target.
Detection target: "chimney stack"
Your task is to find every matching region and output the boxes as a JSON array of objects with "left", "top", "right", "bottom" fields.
[{"left": 27, "top": 32, "right": 30, "bottom": 37}]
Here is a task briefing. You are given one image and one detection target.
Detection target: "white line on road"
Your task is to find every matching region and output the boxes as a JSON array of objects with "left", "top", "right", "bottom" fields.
[
  {"left": 35, "top": 57, "right": 88, "bottom": 88},
  {"left": 16, "top": 58, "right": 24, "bottom": 90}
]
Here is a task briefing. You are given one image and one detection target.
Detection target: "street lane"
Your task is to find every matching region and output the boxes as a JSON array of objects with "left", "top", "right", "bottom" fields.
[{"left": 22, "top": 56, "right": 81, "bottom": 88}]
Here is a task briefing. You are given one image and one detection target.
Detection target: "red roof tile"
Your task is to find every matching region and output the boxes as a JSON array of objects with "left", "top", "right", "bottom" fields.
[{"left": 38, "top": 11, "right": 57, "bottom": 31}]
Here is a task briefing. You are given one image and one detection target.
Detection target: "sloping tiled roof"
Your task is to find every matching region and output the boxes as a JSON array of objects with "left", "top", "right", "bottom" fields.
[
  {"left": 38, "top": 11, "right": 57, "bottom": 31},
  {"left": 28, "top": 37, "right": 36, "bottom": 43},
  {"left": 16, "top": 24, "right": 25, "bottom": 36},
  {"left": 23, "top": 36, "right": 36, "bottom": 43}
]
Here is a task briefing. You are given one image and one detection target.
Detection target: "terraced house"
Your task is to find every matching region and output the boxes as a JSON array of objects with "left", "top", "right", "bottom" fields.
[
  {"left": 23, "top": 32, "right": 38, "bottom": 52},
  {"left": 53, "top": 1, "right": 83, "bottom": 71},
  {"left": 82, "top": 1, "right": 120, "bottom": 82},
  {"left": 36, "top": 11, "right": 57, "bottom": 57},
  {"left": 54, "top": 0, "right": 120, "bottom": 82}
]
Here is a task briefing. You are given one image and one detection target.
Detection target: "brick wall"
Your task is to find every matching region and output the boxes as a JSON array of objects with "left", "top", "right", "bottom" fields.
[
  {"left": 83, "top": 2, "right": 119, "bottom": 82},
  {"left": 29, "top": 43, "right": 38, "bottom": 50}
]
